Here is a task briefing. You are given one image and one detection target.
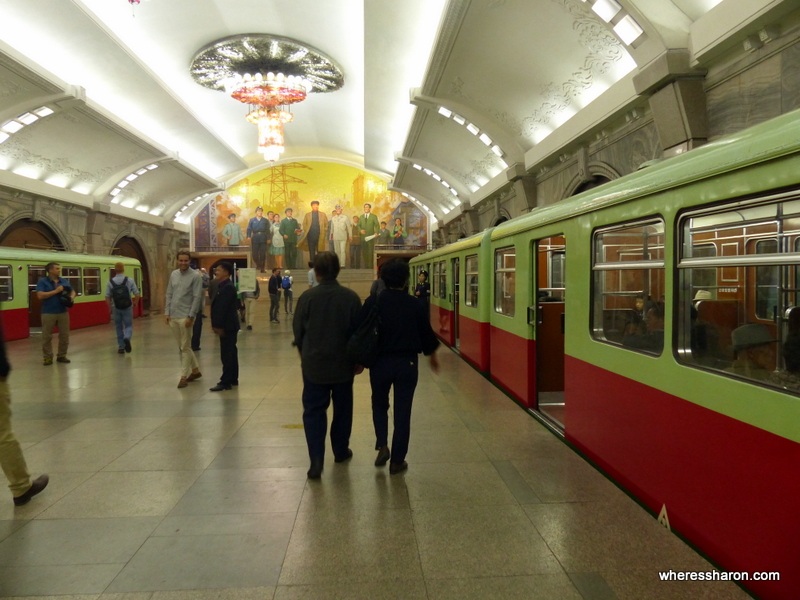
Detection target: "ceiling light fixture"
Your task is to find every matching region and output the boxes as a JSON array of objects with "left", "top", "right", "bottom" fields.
[{"left": 191, "top": 34, "right": 344, "bottom": 162}]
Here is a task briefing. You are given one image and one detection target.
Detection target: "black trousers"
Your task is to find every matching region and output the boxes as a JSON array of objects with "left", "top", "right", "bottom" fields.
[
  {"left": 252, "top": 241, "right": 267, "bottom": 271},
  {"left": 307, "top": 233, "right": 320, "bottom": 263},
  {"left": 269, "top": 292, "right": 280, "bottom": 321},
  {"left": 285, "top": 243, "right": 298, "bottom": 269},
  {"left": 370, "top": 354, "right": 418, "bottom": 463},
  {"left": 301, "top": 376, "right": 354, "bottom": 462},
  {"left": 191, "top": 312, "right": 203, "bottom": 350},
  {"left": 218, "top": 330, "right": 239, "bottom": 386}
]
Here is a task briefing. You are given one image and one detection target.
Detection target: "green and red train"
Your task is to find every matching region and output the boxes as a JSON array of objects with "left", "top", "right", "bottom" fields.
[{"left": 411, "top": 108, "right": 800, "bottom": 600}]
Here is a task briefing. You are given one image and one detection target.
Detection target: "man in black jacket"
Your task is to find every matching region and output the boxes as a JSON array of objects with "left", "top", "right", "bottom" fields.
[
  {"left": 0, "top": 322, "right": 49, "bottom": 505},
  {"left": 292, "top": 252, "right": 362, "bottom": 479},
  {"left": 268, "top": 268, "right": 282, "bottom": 323},
  {"left": 209, "top": 262, "right": 240, "bottom": 391}
]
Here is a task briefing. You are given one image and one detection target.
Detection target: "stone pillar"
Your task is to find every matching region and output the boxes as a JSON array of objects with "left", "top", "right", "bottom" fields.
[
  {"left": 85, "top": 211, "right": 106, "bottom": 254},
  {"left": 633, "top": 49, "right": 708, "bottom": 157},
  {"left": 506, "top": 163, "right": 537, "bottom": 212}
]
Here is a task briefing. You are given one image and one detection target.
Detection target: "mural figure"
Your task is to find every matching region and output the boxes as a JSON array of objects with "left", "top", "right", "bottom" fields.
[
  {"left": 358, "top": 203, "right": 380, "bottom": 269},
  {"left": 246, "top": 207, "right": 270, "bottom": 272},
  {"left": 220, "top": 213, "right": 243, "bottom": 247},
  {"left": 298, "top": 200, "right": 329, "bottom": 263},
  {"left": 279, "top": 208, "right": 301, "bottom": 269}
]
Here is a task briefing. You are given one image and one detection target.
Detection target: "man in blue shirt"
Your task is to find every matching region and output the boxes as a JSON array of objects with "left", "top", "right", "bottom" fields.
[
  {"left": 35, "top": 262, "right": 76, "bottom": 366},
  {"left": 105, "top": 262, "right": 140, "bottom": 354}
]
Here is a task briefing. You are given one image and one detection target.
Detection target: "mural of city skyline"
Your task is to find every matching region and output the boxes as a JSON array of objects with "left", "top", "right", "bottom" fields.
[{"left": 193, "top": 161, "right": 428, "bottom": 249}]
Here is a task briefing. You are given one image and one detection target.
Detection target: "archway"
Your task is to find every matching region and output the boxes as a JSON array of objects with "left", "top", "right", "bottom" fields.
[
  {"left": 113, "top": 236, "right": 151, "bottom": 312},
  {"left": 0, "top": 218, "right": 61, "bottom": 249}
]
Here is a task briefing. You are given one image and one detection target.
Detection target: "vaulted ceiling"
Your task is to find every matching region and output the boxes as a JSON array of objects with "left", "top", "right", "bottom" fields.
[{"left": 0, "top": 0, "right": 792, "bottom": 231}]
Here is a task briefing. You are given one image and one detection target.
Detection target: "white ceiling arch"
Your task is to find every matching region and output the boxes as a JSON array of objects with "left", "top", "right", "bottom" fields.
[{"left": 0, "top": 0, "right": 793, "bottom": 229}]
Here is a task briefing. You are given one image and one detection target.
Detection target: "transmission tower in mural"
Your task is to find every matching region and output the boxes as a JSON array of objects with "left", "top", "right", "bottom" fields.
[{"left": 252, "top": 162, "right": 312, "bottom": 208}]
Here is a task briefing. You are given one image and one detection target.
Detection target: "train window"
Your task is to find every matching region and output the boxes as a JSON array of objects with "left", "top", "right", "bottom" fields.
[
  {"left": 592, "top": 219, "right": 665, "bottom": 353},
  {"left": 678, "top": 195, "right": 800, "bottom": 392},
  {"left": 61, "top": 267, "right": 83, "bottom": 295},
  {"left": 28, "top": 266, "right": 46, "bottom": 293},
  {"left": 83, "top": 267, "right": 101, "bottom": 295},
  {"left": 432, "top": 261, "right": 447, "bottom": 299},
  {"left": 465, "top": 255, "right": 479, "bottom": 307},
  {"left": 494, "top": 248, "right": 515, "bottom": 316},
  {"left": 0, "top": 265, "right": 12, "bottom": 302}
]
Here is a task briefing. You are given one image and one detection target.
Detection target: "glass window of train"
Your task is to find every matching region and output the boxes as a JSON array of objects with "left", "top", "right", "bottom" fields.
[
  {"left": 27, "top": 265, "right": 46, "bottom": 293},
  {"left": 62, "top": 266, "right": 82, "bottom": 295},
  {"left": 754, "top": 239, "right": 779, "bottom": 320},
  {"left": 465, "top": 255, "right": 479, "bottom": 307},
  {"left": 83, "top": 267, "right": 101, "bottom": 295},
  {"left": 437, "top": 261, "right": 447, "bottom": 299},
  {"left": 0, "top": 265, "right": 12, "bottom": 302},
  {"left": 494, "top": 247, "right": 516, "bottom": 316},
  {"left": 591, "top": 220, "right": 665, "bottom": 353}
]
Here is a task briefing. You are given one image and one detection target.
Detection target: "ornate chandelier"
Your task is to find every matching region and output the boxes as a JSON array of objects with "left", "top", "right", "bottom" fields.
[{"left": 191, "top": 34, "right": 344, "bottom": 162}]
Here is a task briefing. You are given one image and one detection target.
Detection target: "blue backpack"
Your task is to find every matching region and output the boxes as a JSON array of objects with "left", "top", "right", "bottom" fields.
[{"left": 281, "top": 275, "right": 292, "bottom": 290}]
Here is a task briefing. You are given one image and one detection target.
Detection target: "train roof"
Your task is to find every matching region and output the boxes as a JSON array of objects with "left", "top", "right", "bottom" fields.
[
  {"left": 491, "top": 107, "right": 800, "bottom": 241},
  {"left": 410, "top": 229, "right": 492, "bottom": 262},
  {"left": 0, "top": 247, "right": 141, "bottom": 265}
]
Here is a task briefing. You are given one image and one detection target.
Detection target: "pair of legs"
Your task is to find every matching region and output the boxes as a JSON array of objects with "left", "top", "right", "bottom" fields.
[
  {"left": 285, "top": 243, "right": 297, "bottom": 269},
  {"left": 349, "top": 244, "right": 361, "bottom": 268},
  {"left": 244, "top": 297, "right": 257, "bottom": 327},
  {"left": 333, "top": 240, "right": 347, "bottom": 264},
  {"left": 269, "top": 293, "right": 280, "bottom": 321},
  {"left": 252, "top": 241, "right": 267, "bottom": 272},
  {"left": 191, "top": 311, "right": 203, "bottom": 350},
  {"left": 0, "top": 380, "right": 33, "bottom": 498},
  {"left": 370, "top": 354, "right": 419, "bottom": 466},
  {"left": 41, "top": 312, "right": 69, "bottom": 361},
  {"left": 112, "top": 306, "right": 133, "bottom": 350},
  {"left": 271, "top": 248, "right": 284, "bottom": 269},
  {"left": 218, "top": 331, "right": 238, "bottom": 387},
  {"left": 284, "top": 290, "right": 293, "bottom": 314},
  {"left": 169, "top": 318, "right": 200, "bottom": 378},
  {"left": 361, "top": 241, "right": 375, "bottom": 269},
  {"left": 302, "top": 377, "right": 354, "bottom": 467}
]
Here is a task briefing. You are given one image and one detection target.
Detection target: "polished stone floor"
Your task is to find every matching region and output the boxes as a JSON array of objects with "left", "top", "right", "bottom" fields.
[{"left": 0, "top": 309, "right": 750, "bottom": 599}]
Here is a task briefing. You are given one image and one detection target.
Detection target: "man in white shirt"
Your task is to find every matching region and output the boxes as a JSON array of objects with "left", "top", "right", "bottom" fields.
[
  {"left": 329, "top": 205, "right": 351, "bottom": 264},
  {"left": 165, "top": 251, "right": 203, "bottom": 388}
]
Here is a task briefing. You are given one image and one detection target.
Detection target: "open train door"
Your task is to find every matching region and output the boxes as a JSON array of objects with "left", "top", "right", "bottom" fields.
[{"left": 534, "top": 235, "right": 566, "bottom": 429}]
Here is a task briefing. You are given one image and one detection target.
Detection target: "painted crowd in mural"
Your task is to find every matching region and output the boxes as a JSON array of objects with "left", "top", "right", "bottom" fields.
[{"left": 193, "top": 161, "right": 428, "bottom": 270}]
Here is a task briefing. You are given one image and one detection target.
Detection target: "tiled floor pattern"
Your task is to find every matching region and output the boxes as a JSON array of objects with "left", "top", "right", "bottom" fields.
[{"left": 0, "top": 310, "right": 750, "bottom": 599}]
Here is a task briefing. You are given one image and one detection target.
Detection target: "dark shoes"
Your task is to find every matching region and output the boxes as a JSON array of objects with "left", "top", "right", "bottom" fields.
[
  {"left": 14, "top": 475, "right": 49, "bottom": 506},
  {"left": 56, "top": 356, "right": 70, "bottom": 363},
  {"left": 389, "top": 461, "right": 408, "bottom": 475},
  {"left": 334, "top": 449, "right": 353, "bottom": 463},
  {"left": 177, "top": 377, "right": 189, "bottom": 389},
  {"left": 375, "top": 446, "right": 390, "bottom": 466},
  {"left": 247, "top": 325, "right": 252, "bottom": 330},
  {"left": 124, "top": 338, "right": 132, "bottom": 353},
  {"left": 209, "top": 383, "right": 232, "bottom": 392},
  {"left": 186, "top": 370, "right": 202, "bottom": 382},
  {"left": 307, "top": 458, "right": 324, "bottom": 479}
]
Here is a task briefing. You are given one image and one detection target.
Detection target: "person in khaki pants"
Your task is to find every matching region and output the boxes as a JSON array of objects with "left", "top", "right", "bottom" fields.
[
  {"left": 165, "top": 251, "right": 204, "bottom": 388},
  {"left": 36, "top": 262, "right": 75, "bottom": 366},
  {"left": 0, "top": 321, "right": 49, "bottom": 505}
]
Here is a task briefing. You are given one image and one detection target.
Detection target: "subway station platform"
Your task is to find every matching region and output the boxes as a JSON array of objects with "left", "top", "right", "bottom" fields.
[{"left": 0, "top": 312, "right": 749, "bottom": 599}]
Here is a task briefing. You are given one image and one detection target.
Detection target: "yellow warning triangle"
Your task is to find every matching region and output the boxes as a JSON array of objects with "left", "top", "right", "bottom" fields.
[{"left": 658, "top": 504, "right": 671, "bottom": 531}]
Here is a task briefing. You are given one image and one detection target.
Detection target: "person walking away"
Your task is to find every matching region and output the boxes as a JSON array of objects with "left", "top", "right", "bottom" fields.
[
  {"left": 358, "top": 203, "right": 380, "bottom": 269},
  {"left": 270, "top": 213, "right": 285, "bottom": 269},
  {"left": 329, "top": 205, "right": 350, "bottom": 264},
  {"left": 246, "top": 207, "right": 270, "bottom": 272},
  {"left": 0, "top": 320, "right": 49, "bottom": 505},
  {"left": 268, "top": 268, "right": 282, "bottom": 323},
  {"left": 36, "top": 261, "right": 76, "bottom": 365},
  {"left": 282, "top": 270, "right": 294, "bottom": 315},
  {"left": 292, "top": 252, "right": 362, "bottom": 479},
  {"left": 105, "top": 262, "right": 139, "bottom": 354},
  {"left": 241, "top": 277, "right": 260, "bottom": 330},
  {"left": 209, "top": 262, "right": 240, "bottom": 391},
  {"left": 349, "top": 216, "right": 362, "bottom": 269},
  {"left": 165, "top": 251, "right": 203, "bottom": 388},
  {"left": 359, "top": 259, "right": 439, "bottom": 474},
  {"left": 279, "top": 208, "right": 301, "bottom": 269}
]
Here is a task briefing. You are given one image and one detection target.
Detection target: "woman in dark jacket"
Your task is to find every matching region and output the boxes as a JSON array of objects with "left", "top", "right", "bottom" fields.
[
  {"left": 359, "top": 258, "right": 439, "bottom": 474},
  {"left": 209, "top": 262, "right": 240, "bottom": 391}
]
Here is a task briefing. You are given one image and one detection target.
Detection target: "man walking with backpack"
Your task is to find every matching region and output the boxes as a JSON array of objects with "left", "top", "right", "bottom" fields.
[
  {"left": 282, "top": 270, "right": 294, "bottom": 315},
  {"left": 105, "top": 262, "right": 139, "bottom": 354}
]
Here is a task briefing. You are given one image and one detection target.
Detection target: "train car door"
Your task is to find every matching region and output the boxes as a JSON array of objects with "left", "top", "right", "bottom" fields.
[
  {"left": 452, "top": 257, "right": 460, "bottom": 349},
  {"left": 534, "top": 236, "right": 566, "bottom": 429},
  {"left": 27, "top": 265, "right": 47, "bottom": 329}
]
